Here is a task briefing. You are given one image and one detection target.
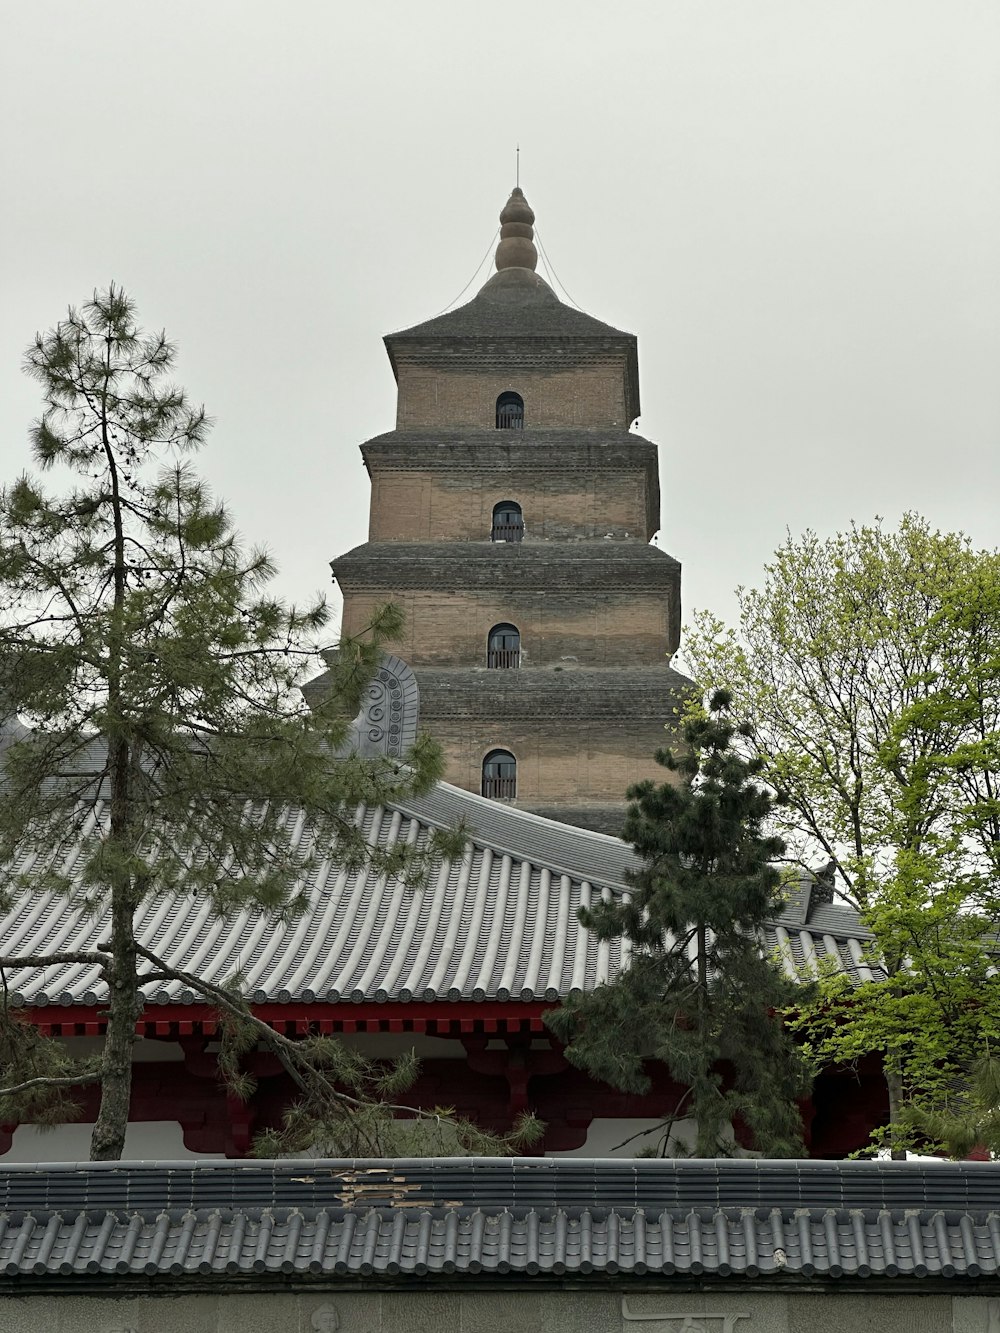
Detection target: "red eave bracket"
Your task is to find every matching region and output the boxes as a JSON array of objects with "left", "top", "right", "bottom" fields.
[{"left": 26, "top": 999, "right": 553, "bottom": 1040}]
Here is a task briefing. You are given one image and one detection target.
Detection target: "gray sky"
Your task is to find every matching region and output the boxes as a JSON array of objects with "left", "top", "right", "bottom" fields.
[{"left": 3, "top": 1, "right": 998, "bottom": 642}]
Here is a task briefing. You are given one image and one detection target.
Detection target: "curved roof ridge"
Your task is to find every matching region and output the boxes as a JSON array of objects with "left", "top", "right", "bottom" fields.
[{"left": 388, "top": 777, "right": 641, "bottom": 890}]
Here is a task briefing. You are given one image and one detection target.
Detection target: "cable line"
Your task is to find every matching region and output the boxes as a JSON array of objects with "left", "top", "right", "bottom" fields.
[
  {"left": 534, "top": 226, "right": 583, "bottom": 310},
  {"left": 434, "top": 228, "right": 500, "bottom": 316}
]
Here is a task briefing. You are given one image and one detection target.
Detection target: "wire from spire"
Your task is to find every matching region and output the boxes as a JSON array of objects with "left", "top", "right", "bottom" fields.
[
  {"left": 533, "top": 225, "right": 583, "bottom": 310},
  {"left": 434, "top": 227, "right": 500, "bottom": 316}
]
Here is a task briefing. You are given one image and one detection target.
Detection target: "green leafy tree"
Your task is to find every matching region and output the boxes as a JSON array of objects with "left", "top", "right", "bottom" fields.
[
  {"left": 904, "top": 1052, "right": 1000, "bottom": 1159},
  {"left": 683, "top": 516, "right": 1000, "bottom": 1154},
  {"left": 546, "top": 690, "right": 810, "bottom": 1158},
  {"left": 0, "top": 286, "right": 540, "bottom": 1160}
]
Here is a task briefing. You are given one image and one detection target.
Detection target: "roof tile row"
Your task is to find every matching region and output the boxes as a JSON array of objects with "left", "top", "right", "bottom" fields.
[
  {"left": 1, "top": 781, "right": 875, "bottom": 1009},
  {"left": 2, "top": 1204, "right": 998, "bottom": 1281}
]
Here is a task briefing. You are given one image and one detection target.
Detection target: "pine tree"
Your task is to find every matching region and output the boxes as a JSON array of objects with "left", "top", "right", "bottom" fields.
[
  {"left": 0, "top": 287, "right": 541, "bottom": 1160},
  {"left": 546, "top": 690, "right": 809, "bottom": 1157}
]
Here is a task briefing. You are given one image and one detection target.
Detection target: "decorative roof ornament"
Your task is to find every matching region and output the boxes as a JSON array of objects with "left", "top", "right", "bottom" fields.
[{"left": 495, "top": 187, "right": 537, "bottom": 272}]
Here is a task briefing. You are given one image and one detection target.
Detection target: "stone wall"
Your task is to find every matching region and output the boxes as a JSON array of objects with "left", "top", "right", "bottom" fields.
[{"left": 2, "top": 1287, "right": 993, "bottom": 1332}]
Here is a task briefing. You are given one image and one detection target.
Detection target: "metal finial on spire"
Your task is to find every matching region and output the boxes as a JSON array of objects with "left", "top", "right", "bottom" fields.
[
  {"left": 516, "top": 144, "right": 519, "bottom": 188},
  {"left": 494, "top": 186, "right": 537, "bottom": 272}
]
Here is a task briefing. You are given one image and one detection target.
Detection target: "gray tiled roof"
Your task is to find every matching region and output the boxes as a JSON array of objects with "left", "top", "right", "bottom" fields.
[
  {"left": 1, "top": 779, "right": 875, "bottom": 1010},
  {"left": 1, "top": 1158, "right": 997, "bottom": 1285},
  {"left": 359, "top": 427, "right": 659, "bottom": 460},
  {"left": 386, "top": 269, "right": 634, "bottom": 344},
  {"left": 332, "top": 540, "right": 682, "bottom": 589},
  {"left": 414, "top": 667, "right": 695, "bottom": 722},
  {"left": 381, "top": 270, "right": 642, "bottom": 423}
]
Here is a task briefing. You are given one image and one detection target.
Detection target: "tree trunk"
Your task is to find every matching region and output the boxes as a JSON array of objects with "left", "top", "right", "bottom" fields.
[
  {"left": 883, "top": 962, "right": 907, "bottom": 1161},
  {"left": 89, "top": 334, "right": 140, "bottom": 1163},
  {"left": 885, "top": 1061, "right": 907, "bottom": 1161},
  {"left": 693, "top": 921, "right": 710, "bottom": 1153},
  {"left": 89, "top": 879, "right": 141, "bottom": 1161}
]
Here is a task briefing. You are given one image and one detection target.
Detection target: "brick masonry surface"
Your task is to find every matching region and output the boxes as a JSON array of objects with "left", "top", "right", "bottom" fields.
[
  {"left": 394, "top": 361, "right": 630, "bottom": 430},
  {"left": 431, "top": 716, "right": 681, "bottom": 804},
  {"left": 332, "top": 276, "right": 691, "bottom": 821},
  {"left": 368, "top": 466, "right": 654, "bottom": 543},
  {"left": 339, "top": 588, "right": 678, "bottom": 667}
]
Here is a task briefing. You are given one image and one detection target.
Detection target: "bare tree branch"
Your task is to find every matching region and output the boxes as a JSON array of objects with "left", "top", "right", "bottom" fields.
[
  {"left": 129, "top": 942, "right": 452, "bottom": 1122},
  {"left": 0, "top": 950, "right": 106, "bottom": 971},
  {"left": 0, "top": 1071, "right": 101, "bottom": 1098}
]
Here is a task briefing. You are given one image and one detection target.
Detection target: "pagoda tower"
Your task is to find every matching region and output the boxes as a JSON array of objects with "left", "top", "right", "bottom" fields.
[{"left": 331, "top": 188, "right": 691, "bottom": 833}]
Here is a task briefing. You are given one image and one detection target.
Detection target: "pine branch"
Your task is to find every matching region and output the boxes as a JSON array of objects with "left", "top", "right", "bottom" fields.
[
  {"left": 0, "top": 1071, "right": 101, "bottom": 1098},
  {"left": 0, "top": 950, "right": 107, "bottom": 971},
  {"left": 610, "top": 1085, "right": 695, "bottom": 1153},
  {"left": 128, "top": 943, "right": 442, "bottom": 1121}
]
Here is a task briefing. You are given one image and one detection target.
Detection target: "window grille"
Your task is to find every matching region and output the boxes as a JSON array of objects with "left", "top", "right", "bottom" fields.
[
  {"left": 491, "top": 500, "right": 524, "bottom": 543},
  {"left": 496, "top": 391, "right": 524, "bottom": 430},
  {"left": 487, "top": 623, "right": 520, "bottom": 669},
  {"left": 482, "top": 749, "right": 517, "bottom": 799}
]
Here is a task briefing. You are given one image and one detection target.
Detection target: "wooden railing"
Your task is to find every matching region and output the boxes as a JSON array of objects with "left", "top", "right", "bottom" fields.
[
  {"left": 491, "top": 521, "right": 524, "bottom": 543},
  {"left": 482, "top": 775, "right": 517, "bottom": 799},
  {"left": 487, "top": 648, "right": 520, "bottom": 669},
  {"left": 496, "top": 406, "right": 524, "bottom": 429}
]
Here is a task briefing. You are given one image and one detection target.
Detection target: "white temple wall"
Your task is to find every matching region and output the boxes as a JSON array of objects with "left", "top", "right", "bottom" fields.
[{"left": 4, "top": 1120, "right": 225, "bottom": 1163}]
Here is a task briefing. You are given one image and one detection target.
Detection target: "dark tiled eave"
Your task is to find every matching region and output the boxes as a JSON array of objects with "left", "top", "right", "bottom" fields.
[{"left": 1, "top": 1159, "right": 999, "bottom": 1290}]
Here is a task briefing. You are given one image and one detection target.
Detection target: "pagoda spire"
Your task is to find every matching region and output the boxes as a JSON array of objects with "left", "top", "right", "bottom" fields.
[{"left": 494, "top": 187, "right": 537, "bottom": 272}]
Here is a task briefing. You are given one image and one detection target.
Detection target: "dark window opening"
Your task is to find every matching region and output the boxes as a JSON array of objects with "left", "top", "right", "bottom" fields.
[
  {"left": 491, "top": 499, "right": 524, "bottom": 543},
  {"left": 487, "top": 623, "right": 520, "bottom": 669},
  {"left": 482, "top": 749, "right": 517, "bottom": 800},
  {"left": 496, "top": 391, "right": 524, "bottom": 430}
]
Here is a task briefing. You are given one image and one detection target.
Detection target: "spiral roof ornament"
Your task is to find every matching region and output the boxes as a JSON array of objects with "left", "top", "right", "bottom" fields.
[{"left": 494, "top": 187, "right": 537, "bottom": 272}]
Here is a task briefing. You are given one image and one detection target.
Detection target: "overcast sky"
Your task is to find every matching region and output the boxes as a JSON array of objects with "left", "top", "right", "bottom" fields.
[{"left": 2, "top": 1, "right": 998, "bottom": 645}]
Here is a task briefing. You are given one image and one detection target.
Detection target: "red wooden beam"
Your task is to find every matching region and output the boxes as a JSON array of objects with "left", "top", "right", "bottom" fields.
[{"left": 17, "top": 998, "right": 558, "bottom": 1040}]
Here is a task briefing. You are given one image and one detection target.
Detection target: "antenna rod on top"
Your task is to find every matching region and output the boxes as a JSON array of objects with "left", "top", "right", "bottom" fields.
[{"left": 516, "top": 144, "right": 520, "bottom": 188}]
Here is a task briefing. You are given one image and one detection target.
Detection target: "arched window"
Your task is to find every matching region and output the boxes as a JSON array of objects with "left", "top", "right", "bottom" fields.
[
  {"left": 482, "top": 749, "right": 517, "bottom": 799},
  {"left": 496, "top": 391, "right": 524, "bottom": 430},
  {"left": 491, "top": 499, "right": 523, "bottom": 543},
  {"left": 487, "top": 623, "right": 520, "bottom": 669}
]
